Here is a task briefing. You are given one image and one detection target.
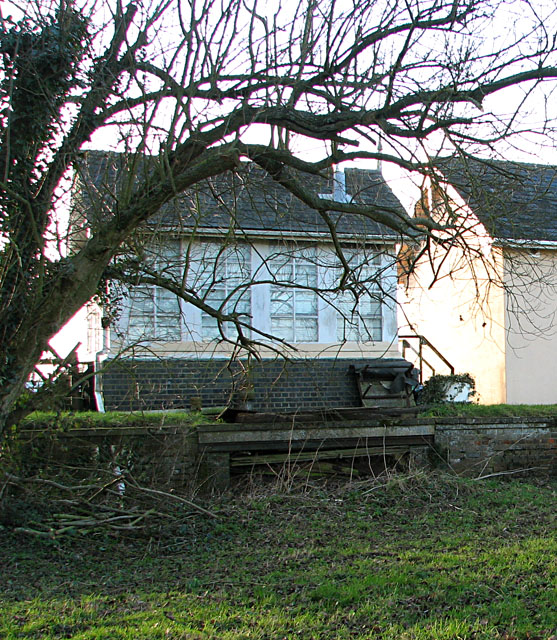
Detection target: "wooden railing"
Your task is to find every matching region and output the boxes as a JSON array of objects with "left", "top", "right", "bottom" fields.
[{"left": 399, "top": 334, "right": 454, "bottom": 383}]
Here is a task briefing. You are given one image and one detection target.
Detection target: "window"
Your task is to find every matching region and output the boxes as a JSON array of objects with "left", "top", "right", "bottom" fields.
[
  {"left": 121, "top": 241, "right": 387, "bottom": 346},
  {"left": 126, "top": 240, "right": 182, "bottom": 342},
  {"left": 86, "top": 305, "right": 102, "bottom": 354},
  {"left": 269, "top": 248, "right": 318, "bottom": 342},
  {"left": 127, "top": 286, "right": 182, "bottom": 341},
  {"left": 194, "top": 243, "right": 252, "bottom": 340},
  {"left": 335, "top": 250, "right": 382, "bottom": 342}
]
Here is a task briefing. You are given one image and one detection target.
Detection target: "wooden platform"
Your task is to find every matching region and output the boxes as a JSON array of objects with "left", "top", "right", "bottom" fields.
[
  {"left": 196, "top": 410, "right": 434, "bottom": 488},
  {"left": 198, "top": 420, "right": 434, "bottom": 453}
]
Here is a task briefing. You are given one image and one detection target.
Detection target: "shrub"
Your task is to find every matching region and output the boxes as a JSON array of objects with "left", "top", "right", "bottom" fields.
[{"left": 418, "top": 373, "right": 476, "bottom": 405}]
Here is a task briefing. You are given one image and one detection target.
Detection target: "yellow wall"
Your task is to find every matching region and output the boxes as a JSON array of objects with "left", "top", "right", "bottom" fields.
[
  {"left": 399, "top": 236, "right": 507, "bottom": 404},
  {"left": 504, "top": 249, "right": 557, "bottom": 404}
]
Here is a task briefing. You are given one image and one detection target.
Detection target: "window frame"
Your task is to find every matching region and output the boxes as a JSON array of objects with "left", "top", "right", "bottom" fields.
[
  {"left": 268, "top": 245, "right": 320, "bottom": 343},
  {"left": 333, "top": 248, "right": 384, "bottom": 343},
  {"left": 124, "top": 239, "right": 183, "bottom": 342},
  {"left": 120, "top": 239, "right": 391, "bottom": 346}
]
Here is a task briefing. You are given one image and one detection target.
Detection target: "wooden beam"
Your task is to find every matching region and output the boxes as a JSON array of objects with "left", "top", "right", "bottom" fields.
[
  {"left": 198, "top": 422, "right": 435, "bottom": 445},
  {"left": 231, "top": 445, "right": 411, "bottom": 467}
]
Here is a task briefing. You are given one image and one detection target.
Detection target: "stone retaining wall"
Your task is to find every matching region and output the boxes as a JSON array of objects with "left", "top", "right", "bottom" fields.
[
  {"left": 12, "top": 425, "right": 199, "bottom": 490},
  {"left": 12, "top": 418, "right": 556, "bottom": 492},
  {"left": 434, "top": 418, "right": 556, "bottom": 476}
]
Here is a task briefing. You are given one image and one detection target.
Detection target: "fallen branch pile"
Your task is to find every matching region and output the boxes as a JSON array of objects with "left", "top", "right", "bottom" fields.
[{"left": 2, "top": 469, "right": 218, "bottom": 539}]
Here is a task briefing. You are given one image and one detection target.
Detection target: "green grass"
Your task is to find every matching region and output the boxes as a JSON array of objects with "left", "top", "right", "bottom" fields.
[
  {"left": 1, "top": 473, "right": 555, "bottom": 639},
  {"left": 419, "top": 402, "right": 557, "bottom": 418},
  {"left": 20, "top": 409, "right": 218, "bottom": 430},
  {"left": 19, "top": 404, "right": 557, "bottom": 427}
]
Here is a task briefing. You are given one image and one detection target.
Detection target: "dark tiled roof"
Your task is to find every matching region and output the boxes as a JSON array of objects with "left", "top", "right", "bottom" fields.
[
  {"left": 78, "top": 152, "right": 403, "bottom": 241},
  {"left": 436, "top": 157, "right": 557, "bottom": 242}
]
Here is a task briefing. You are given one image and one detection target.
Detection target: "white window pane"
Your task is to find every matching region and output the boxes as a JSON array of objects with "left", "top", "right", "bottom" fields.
[
  {"left": 226, "top": 278, "right": 245, "bottom": 293},
  {"left": 127, "top": 323, "right": 152, "bottom": 342},
  {"left": 156, "top": 320, "right": 181, "bottom": 341},
  {"left": 271, "top": 300, "right": 293, "bottom": 316},
  {"left": 269, "top": 252, "right": 291, "bottom": 266},
  {"left": 274, "top": 265, "right": 293, "bottom": 282},
  {"left": 271, "top": 287, "right": 292, "bottom": 301},
  {"left": 196, "top": 243, "right": 252, "bottom": 340},
  {"left": 337, "top": 318, "right": 359, "bottom": 342},
  {"left": 206, "top": 287, "right": 226, "bottom": 304},
  {"left": 295, "top": 317, "right": 318, "bottom": 342},
  {"left": 337, "top": 293, "right": 356, "bottom": 315},
  {"left": 296, "top": 263, "right": 317, "bottom": 288},
  {"left": 229, "top": 295, "right": 251, "bottom": 315},
  {"left": 213, "top": 263, "right": 226, "bottom": 281},
  {"left": 202, "top": 315, "right": 219, "bottom": 340},
  {"left": 271, "top": 293, "right": 293, "bottom": 316},
  {"left": 271, "top": 317, "right": 294, "bottom": 342},
  {"left": 295, "top": 292, "right": 317, "bottom": 315},
  {"left": 228, "top": 261, "right": 246, "bottom": 279},
  {"left": 359, "top": 298, "right": 381, "bottom": 316},
  {"left": 130, "top": 299, "right": 153, "bottom": 314},
  {"left": 360, "top": 318, "right": 382, "bottom": 341},
  {"left": 269, "top": 247, "right": 320, "bottom": 342},
  {"left": 223, "top": 321, "right": 240, "bottom": 338},
  {"left": 332, "top": 248, "right": 383, "bottom": 344},
  {"left": 158, "top": 240, "right": 182, "bottom": 277},
  {"left": 156, "top": 293, "right": 180, "bottom": 314},
  {"left": 228, "top": 293, "right": 250, "bottom": 314},
  {"left": 130, "top": 289, "right": 154, "bottom": 312},
  {"left": 228, "top": 244, "right": 250, "bottom": 267}
]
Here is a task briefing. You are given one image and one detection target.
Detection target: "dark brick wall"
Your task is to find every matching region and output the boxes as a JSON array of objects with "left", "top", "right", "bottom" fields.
[
  {"left": 102, "top": 357, "right": 377, "bottom": 412},
  {"left": 13, "top": 426, "right": 200, "bottom": 490}
]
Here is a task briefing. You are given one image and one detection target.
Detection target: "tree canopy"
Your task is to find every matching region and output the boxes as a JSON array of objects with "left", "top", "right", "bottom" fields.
[{"left": 2, "top": 0, "right": 557, "bottom": 432}]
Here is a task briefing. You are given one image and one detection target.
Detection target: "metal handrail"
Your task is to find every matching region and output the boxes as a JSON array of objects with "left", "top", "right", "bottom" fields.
[
  {"left": 401, "top": 339, "right": 437, "bottom": 383},
  {"left": 399, "top": 334, "right": 454, "bottom": 383}
]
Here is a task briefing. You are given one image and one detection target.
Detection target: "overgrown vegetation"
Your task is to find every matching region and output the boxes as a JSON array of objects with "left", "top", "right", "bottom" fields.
[
  {"left": 16, "top": 403, "right": 557, "bottom": 428},
  {"left": 19, "top": 409, "right": 219, "bottom": 430},
  {"left": 0, "top": 410, "right": 223, "bottom": 537},
  {"left": 418, "top": 373, "right": 476, "bottom": 405},
  {"left": 420, "top": 403, "right": 557, "bottom": 418},
  {"left": 0, "top": 472, "right": 555, "bottom": 640}
]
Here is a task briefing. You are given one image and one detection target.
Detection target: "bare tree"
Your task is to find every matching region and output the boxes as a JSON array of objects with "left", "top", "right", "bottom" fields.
[{"left": 2, "top": 0, "right": 557, "bottom": 432}]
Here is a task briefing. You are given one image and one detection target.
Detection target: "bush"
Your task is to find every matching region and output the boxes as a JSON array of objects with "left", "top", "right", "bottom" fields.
[{"left": 418, "top": 373, "right": 476, "bottom": 405}]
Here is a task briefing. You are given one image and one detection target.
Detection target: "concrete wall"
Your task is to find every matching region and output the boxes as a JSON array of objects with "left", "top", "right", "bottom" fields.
[
  {"left": 504, "top": 249, "right": 557, "bottom": 404},
  {"left": 14, "top": 424, "right": 200, "bottom": 490},
  {"left": 16, "top": 418, "right": 556, "bottom": 493}
]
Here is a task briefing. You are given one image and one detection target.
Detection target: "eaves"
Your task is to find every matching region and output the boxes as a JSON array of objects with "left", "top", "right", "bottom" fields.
[
  {"left": 143, "top": 225, "right": 399, "bottom": 245},
  {"left": 494, "top": 238, "right": 557, "bottom": 250}
]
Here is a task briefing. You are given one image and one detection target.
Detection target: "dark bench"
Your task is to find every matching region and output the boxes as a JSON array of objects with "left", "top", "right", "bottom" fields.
[{"left": 350, "top": 359, "right": 419, "bottom": 408}]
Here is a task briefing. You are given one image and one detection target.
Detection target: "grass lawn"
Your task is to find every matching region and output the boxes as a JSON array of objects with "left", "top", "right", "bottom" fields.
[
  {"left": 0, "top": 472, "right": 555, "bottom": 640},
  {"left": 419, "top": 403, "right": 557, "bottom": 418}
]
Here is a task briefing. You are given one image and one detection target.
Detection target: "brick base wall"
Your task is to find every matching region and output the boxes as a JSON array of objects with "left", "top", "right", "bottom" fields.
[
  {"left": 12, "top": 426, "right": 199, "bottom": 490},
  {"left": 102, "top": 357, "right": 376, "bottom": 412},
  {"left": 434, "top": 418, "right": 557, "bottom": 475}
]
